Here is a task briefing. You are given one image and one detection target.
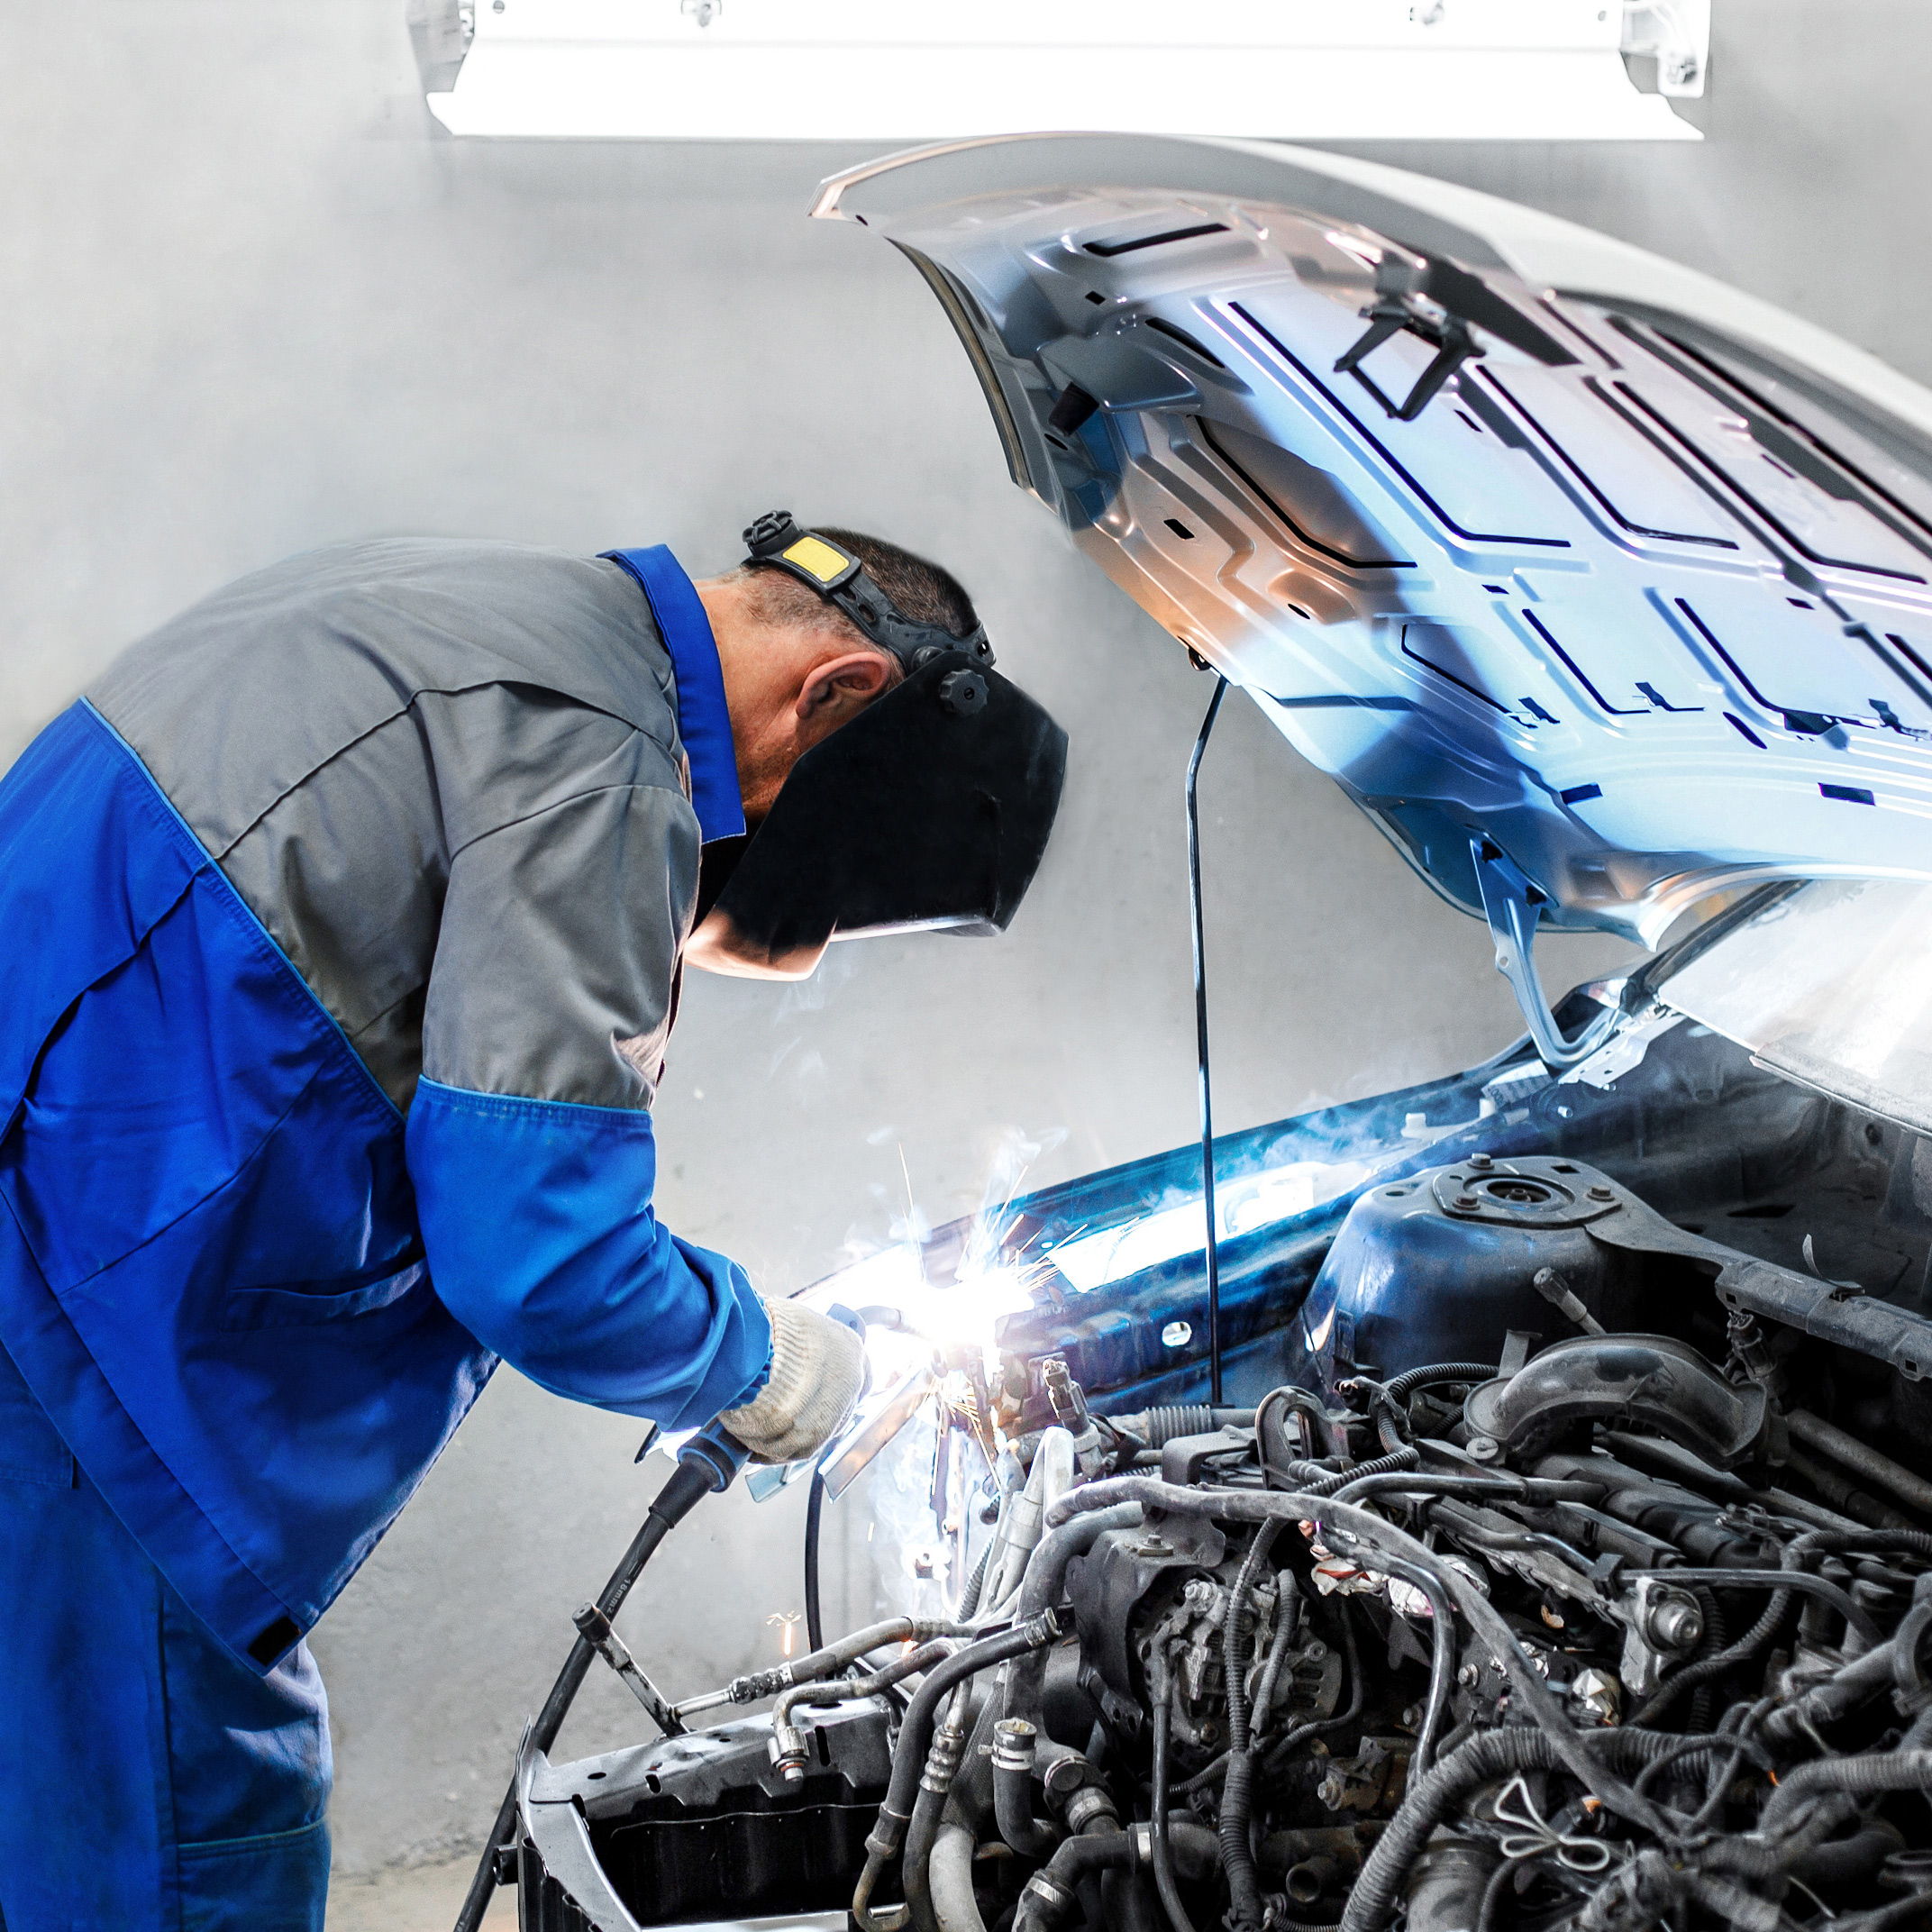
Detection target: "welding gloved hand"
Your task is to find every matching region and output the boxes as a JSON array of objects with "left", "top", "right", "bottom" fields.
[{"left": 716, "top": 1295, "right": 866, "bottom": 1465}]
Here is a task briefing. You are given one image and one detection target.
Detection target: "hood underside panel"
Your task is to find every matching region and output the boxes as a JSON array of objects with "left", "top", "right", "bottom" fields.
[{"left": 822, "top": 136, "right": 1932, "bottom": 942}]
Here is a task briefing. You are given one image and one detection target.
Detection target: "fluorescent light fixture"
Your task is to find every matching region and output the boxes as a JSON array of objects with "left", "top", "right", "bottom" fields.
[{"left": 410, "top": 1, "right": 1709, "bottom": 142}]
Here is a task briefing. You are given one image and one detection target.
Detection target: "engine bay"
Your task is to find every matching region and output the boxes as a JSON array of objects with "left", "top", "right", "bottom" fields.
[{"left": 509, "top": 1014, "right": 1932, "bottom": 1932}]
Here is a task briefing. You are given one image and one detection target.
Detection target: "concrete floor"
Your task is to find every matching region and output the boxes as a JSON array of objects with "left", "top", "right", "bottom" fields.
[
  {"left": 324, "top": 1862, "right": 839, "bottom": 1932},
  {"left": 327, "top": 1856, "right": 512, "bottom": 1931}
]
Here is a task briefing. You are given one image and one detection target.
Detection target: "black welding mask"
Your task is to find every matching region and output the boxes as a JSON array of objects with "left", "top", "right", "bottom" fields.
[{"left": 701, "top": 515, "right": 1068, "bottom": 959}]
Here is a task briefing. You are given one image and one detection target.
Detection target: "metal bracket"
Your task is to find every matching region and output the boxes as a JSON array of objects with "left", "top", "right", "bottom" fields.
[
  {"left": 1470, "top": 837, "right": 1618, "bottom": 1071},
  {"left": 1620, "top": 0, "right": 1711, "bottom": 97},
  {"left": 572, "top": 1603, "right": 685, "bottom": 1737}
]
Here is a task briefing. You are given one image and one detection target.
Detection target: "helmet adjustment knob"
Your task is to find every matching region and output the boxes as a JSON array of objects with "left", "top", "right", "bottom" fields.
[{"left": 938, "top": 669, "right": 989, "bottom": 717}]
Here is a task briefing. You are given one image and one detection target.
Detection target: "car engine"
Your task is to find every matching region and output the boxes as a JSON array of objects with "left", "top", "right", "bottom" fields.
[{"left": 512, "top": 1124, "right": 1932, "bottom": 1932}]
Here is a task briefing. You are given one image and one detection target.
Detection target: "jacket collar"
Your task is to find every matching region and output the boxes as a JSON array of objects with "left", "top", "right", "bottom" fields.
[{"left": 603, "top": 545, "right": 747, "bottom": 845}]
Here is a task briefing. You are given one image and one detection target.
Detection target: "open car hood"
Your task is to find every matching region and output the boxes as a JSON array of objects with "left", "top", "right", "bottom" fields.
[{"left": 815, "top": 134, "right": 1932, "bottom": 1056}]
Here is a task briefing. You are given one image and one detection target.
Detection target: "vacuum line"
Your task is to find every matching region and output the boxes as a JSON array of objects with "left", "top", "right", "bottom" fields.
[{"left": 1187, "top": 675, "right": 1228, "bottom": 1405}]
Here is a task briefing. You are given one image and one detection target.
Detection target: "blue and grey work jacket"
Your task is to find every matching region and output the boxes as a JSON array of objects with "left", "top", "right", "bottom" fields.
[{"left": 0, "top": 538, "right": 772, "bottom": 1672}]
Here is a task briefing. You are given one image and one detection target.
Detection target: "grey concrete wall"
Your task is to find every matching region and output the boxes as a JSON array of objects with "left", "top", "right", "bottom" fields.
[{"left": 3, "top": 0, "right": 1925, "bottom": 1879}]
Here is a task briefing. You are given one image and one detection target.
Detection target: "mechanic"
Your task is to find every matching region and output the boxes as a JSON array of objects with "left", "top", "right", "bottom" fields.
[{"left": 0, "top": 516, "right": 1067, "bottom": 1932}]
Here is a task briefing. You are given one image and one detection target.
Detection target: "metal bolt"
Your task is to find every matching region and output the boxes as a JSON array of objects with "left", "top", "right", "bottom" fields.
[
  {"left": 1468, "top": 1435, "right": 1502, "bottom": 1463},
  {"left": 1645, "top": 1592, "right": 1704, "bottom": 1653},
  {"left": 1468, "top": 1153, "right": 1493, "bottom": 1171},
  {"left": 1317, "top": 1774, "right": 1345, "bottom": 1809},
  {"left": 1588, "top": 1184, "right": 1615, "bottom": 1201},
  {"left": 1457, "top": 1663, "right": 1481, "bottom": 1688},
  {"left": 1454, "top": 1194, "right": 1479, "bottom": 1211}
]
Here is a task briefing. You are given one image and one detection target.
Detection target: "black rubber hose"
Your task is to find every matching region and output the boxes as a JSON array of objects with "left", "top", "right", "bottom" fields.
[
  {"left": 1631, "top": 1585, "right": 1790, "bottom": 1728},
  {"left": 1789, "top": 1820, "right": 1906, "bottom": 1889},
  {"left": 993, "top": 1725, "right": 1060, "bottom": 1859},
  {"left": 1760, "top": 1747, "right": 1932, "bottom": 1834},
  {"left": 1048, "top": 1477, "right": 1676, "bottom": 1840},
  {"left": 1148, "top": 1653, "right": 1198, "bottom": 1932},
  {"left": 876, "top": 1618, "right": 1062, "bottom": 1858},
  {"left": 1374, "top": 1552, "right": 1454, "bottom": 1778},
  {"left": 1285, "top": 1447, "right": 1420, "bottom": 1495},
  {"left": 998, "top": 1502, "right": 1143, "bottom": 1732},
  {"left": 1013, "top": 1829, "right": 1135, "bottom": 1932},
  {"left": 1262, "top": 1596, "right": 1362, "bottom": 1772},
  {"left": 1339, "top": 1727, "right": 1693, "bottom": 1932},
  {"left": 805, "top": 1467, "right": 827, "bottom": 1654},
  {"left": 1219, "top": 1520, "right": 1281, "bottom": 1932},
  {"left": 454, "top": 1455, "right": 715, "bottom": 1932},
  {"left": 1383, "top": 1362, "right": 1499, "bottom": 1404}
]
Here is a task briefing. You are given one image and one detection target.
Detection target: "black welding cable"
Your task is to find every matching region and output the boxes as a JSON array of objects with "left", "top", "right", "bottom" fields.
[
  {"left": 1186, "top": 673, "right": 1227, "bottom": 1406},
  {"left": 805, "top": 1467, "right": 827, "bottom": 1654},
  {"left": 454, "top": 1454, "right": 717, "bottom": 1932}
]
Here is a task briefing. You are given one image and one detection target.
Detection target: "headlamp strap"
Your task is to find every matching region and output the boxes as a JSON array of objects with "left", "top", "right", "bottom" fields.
[{"left": 742, "top": 511, "right": 994, "bottom": 672}]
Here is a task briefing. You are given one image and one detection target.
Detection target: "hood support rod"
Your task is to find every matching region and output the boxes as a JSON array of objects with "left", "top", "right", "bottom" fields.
[
  {"left": 1188, "top": 674, "right": 1228, "bottom": 1403},
  {"left": 1471, "top": 837, "right": 1619, "bottom": 1071}
]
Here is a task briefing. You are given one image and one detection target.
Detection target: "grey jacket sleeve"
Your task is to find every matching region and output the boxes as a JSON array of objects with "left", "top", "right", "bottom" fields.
[{"left": 421, "top": 776, "right": 702, "bottom": 1109}]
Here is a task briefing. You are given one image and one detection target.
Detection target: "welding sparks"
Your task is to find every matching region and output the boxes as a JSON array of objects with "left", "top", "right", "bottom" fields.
[{"left": 766, "top": 1611, "right": 802, "bottom": 1659}]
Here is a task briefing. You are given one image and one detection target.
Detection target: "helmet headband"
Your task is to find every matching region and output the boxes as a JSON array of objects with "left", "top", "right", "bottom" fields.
[{"left": 742, "top": 512, "right": 995, "bottom": 676}]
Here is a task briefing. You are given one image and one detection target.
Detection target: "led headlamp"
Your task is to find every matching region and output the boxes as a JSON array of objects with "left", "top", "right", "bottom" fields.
[{"left": 742, "top": 512, "right": 996, "bottom": 675}]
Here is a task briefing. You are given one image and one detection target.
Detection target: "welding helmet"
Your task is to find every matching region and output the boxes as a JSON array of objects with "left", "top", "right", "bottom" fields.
[{"left": 700, "top": 514, "right": 1068, "bottom": 962}]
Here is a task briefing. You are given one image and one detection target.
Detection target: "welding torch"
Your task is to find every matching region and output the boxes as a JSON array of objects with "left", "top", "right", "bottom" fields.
[{"left": 451, "top": 1420, "right": 752, "bottom": 1932}]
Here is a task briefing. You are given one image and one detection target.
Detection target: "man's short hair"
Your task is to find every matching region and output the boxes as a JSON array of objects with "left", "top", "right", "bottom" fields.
[{"left": 738, "top": 528, "right": 980, "bottom": 663}]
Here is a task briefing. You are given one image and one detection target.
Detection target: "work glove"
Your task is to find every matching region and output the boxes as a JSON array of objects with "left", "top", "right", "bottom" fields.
[{"left": 716, "top": 1295, "right": 866, "bottom": 1465}]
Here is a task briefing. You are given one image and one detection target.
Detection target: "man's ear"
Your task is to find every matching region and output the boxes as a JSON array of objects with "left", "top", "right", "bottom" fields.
[{"left": 795, "top": 649, "right": 896, "bottom": 724}]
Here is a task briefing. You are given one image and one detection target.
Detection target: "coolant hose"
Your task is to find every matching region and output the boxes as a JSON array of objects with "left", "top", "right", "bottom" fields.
[
  {"left": 998, "top": 1502, "right": 1144, "bottom": 1731},
  {"left": 928, "top": 1824, "right": 983, "bottom": 1932},
  {"left": 992, "top": 1719, "right": 1061, "bottom": 1858},
  {"left": 876, "top": 1618, "right": 1064, "bottom": 1858},
  {"left": 1014, "top": 1827, "right": 1135, "bottom": 1932}
]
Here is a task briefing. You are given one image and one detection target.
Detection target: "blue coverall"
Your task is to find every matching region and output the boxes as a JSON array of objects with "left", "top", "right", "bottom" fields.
[{"left": 0, "top": 541, "right": 772, "bottom": 1928}]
